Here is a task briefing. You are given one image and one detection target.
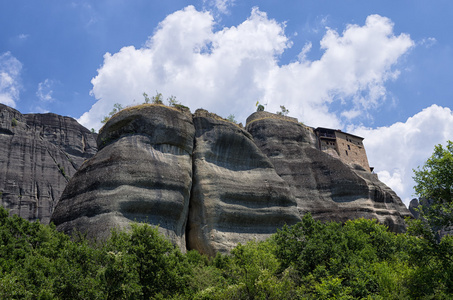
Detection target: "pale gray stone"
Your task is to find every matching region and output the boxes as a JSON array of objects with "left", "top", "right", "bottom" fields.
[
  {"left": 0, "top": 104, "right": 97, "bottom": 224},
  {"left": 187, "top": 109, "right": 301, "bottom": 255},
  {"left": 246, "top": 111, "right": 412, "bottom": 232},
  {"left": 51, "top": 105, "right": 194, "bottom": 250}
]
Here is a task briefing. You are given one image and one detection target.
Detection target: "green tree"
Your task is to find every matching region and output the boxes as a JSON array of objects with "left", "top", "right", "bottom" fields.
[
  {"left": 276, "top": 105, "right": 289, "bottom": 116},
  {"left": 407, "top": 141, "right": 453, "bottom": 297},
  {"left": 226, "top": 114, "right": 237, "bottom": 124},
  {"left": 413, "top": 141, "right": 453, "bottom": 231},
  {"left": 255, "top": 101, "right": 265, "bottom": 112},
  {"left": 0, "top": 207, "right": 105, "bottom": 299},
  {"left": 101, "top": 103, "right": 124, "bottom": 124},
  {"left": 143, "top": 92, "right": 151, "bottom": 104},
  {"left": 167, "top": 95, "right": 180, "bottom": 106},
  {"left": 102, "top": 223, "right": 188, "bottom": 299},
  {"left": 152, "top": 92, "right": 163, "bottom": 104},
  {"left": 274, "top": 214, "right": 413, "bottom": 299}
]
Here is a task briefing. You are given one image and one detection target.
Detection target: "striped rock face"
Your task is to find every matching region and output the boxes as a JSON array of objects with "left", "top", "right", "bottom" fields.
[
  {"left": 187, "top": 110, "right": 301, "bottom": 255},
  {"left": 51, "top": 105, "right": 195, "bottom": 251},
  {"left": 246, "top": 111, "right": 412, "bottom": 233},
  {"left": 48, "top": 106, "right": 411, "bottom": 254},
  {"left": 0, "top": 103, "right": 97, "bottom": 224}
]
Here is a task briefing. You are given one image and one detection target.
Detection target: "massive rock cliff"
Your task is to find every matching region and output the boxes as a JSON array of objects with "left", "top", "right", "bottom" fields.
[
  {"left": 188, "top": 110, "right": 301, "bottom": 255},
  {"left": 49, "top": 105, "right": 411, "bottom": 254},
  {"left": 246, "top": 111, "right": 412, "bottom": 232},
  {"left": 0, "top": 103, "right": 97, "bottom": 224},
  {"left": 51, "top": 105, "right": 195, "bottom": 250},
  {"left": 0, "top": 103, "right": 412, "bottom": 254}
]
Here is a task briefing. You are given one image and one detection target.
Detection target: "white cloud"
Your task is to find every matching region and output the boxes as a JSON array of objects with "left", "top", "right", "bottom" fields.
[
  {"left": 81, "top": 7, "right": 414, "bottom": 131},
  {"left": 269, "top": 14, "right": 413, "bottom": 127},
  {"left": 36, "top": 79, "right": 55, "bottom": 102},
  {"left": 203, "top": 0, "right": 235, "bottom": 15},
  {"left": 0, "top": 52, "right": 22, "bottom": 108},
  {"left": 297, "top": 42, "right": 312, "bottom": 62},
  {"left": 419, "top": 37, "right": 437, "bottom": 48},
  {"left": 351, "top": 105, "right": 453, "bottom": 206}
]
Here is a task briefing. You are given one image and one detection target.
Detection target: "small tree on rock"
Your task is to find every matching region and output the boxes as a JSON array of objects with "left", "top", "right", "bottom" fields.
[
  {"left": 152, "top": 92, "right": 163, "bottom": 104},
  {"left": 256, "top": 101, "right": 265, "bottom": 112},
  {"left": 102, "top": 103, "right": 124, "bottom": 124},
  {"left": 277, "top": 105, "right": 289, "bottom": 116}
]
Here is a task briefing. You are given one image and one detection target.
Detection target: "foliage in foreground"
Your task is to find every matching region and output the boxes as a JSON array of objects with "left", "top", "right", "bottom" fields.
[
  {"left": 1, "top": 206, "right": 452, "bottom": 299},
  {"left": 412, "top": 140, "right": 453, "bottom": 239}
]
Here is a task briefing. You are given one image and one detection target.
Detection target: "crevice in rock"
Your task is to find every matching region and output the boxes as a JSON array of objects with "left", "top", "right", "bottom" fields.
[{"left": 185, "top": 133, "right": 197, "bottom": 251}]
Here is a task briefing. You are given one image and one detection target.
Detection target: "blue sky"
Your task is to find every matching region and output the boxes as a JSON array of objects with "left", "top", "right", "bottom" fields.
[{"left": 1, "top": 0, "right": 453, "bottom": 206}]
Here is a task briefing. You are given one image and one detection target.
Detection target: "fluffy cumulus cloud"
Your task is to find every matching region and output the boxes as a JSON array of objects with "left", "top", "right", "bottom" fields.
[
  {"left": 80, "top": 6, "right": 452, "bottom": 207},
  {"left": 80, "top": 6, "right": 414, "bottom": 131},
  {"left": 0, "top": 52, "right": 22, "bottom": 108},
  {"left": 351, "top": 105, "right": 453, "bottom": 206}
]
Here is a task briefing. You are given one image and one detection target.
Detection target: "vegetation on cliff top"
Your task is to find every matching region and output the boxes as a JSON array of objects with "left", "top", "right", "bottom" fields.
[
  {"left": 101, "top": 94, "right": 293, "bottom": 131},
  {"left": 1, "top": 205, "right": 453, "bottom": 299},
  {"left": 101, "top": 92, "right": 189, "bottom": 126}
]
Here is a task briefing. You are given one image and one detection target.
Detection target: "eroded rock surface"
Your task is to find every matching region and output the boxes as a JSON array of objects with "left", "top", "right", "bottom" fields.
[
  {"left": 51, "top": 105, "right": 195, "bottom": 250},
  {"left": 187, "top": 110, "right": 301, "bottom": 255},
  {"left": 2, "top": 102, "right": 413, "bottom": 254},
  {"left": 246, "top": 111, "right": 412, "bottom": 232},
  {"left": 0, "top": 104, "right": 97, "bottom": 224}
]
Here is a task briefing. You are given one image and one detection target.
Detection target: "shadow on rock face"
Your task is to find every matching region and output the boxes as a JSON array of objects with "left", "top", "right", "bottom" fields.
[
  {"left": 187, "top": 110, "right": 301, "bottom": 256},
  {"left": 48, "top": 107, "right": 411, "bottom": 254},
  {"left": 51, "top": 105, "right": 195, "bottom": 251},
  {"left": 246, "top": 111, "right": 411, "bottom": 233}
]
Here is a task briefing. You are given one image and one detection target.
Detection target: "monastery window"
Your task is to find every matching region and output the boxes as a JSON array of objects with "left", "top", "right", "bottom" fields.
[
  {"left": 345, "top": 150, "right": 348, "bottom": 156},
  {"left": 347, "top": 145, "right": 351, "bottom": 150}
]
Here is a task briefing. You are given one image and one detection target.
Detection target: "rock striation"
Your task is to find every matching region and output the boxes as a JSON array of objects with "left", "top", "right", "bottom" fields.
[
  {"left": 246, "top": 111, "right": 412, "bottom": 232},
  {"left": 0, "top": 103, "right": 97, "bottom": 224},
  {"left": 187, "top": 110, "right": 301, "bottom": 255},
  {"left": 51, "top": 105, "right": 195, "bottom": 250},
  {"left": 0, "top": 103, "right": 412, "bottom": 254}
]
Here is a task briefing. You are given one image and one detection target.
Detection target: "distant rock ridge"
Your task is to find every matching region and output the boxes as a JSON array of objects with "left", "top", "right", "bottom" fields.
[
  {"left": 0, "top": 103, "right": 97, "bottom": 224},
  {"left": 47, "top": 104, "right": 411, "bottom": 254}
]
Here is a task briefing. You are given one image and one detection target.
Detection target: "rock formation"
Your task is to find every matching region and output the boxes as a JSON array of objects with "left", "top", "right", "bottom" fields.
[
  {"left": 409, "top": 198, "right": 421, "bottom": 219},
  {"left": 51, "top": 105, "right": 195, "bottom": 250},
  {"left": 409, "top": 198, "right": 452, "bottom": 238},
  {"left": 0, "top": 103, "right": 97, "bottom": 224},
  {"left": 246, "top": 111, "right": 412, "bottom": 232},
  {"left": 49, "top": 105, "right": 411, "bottom": 254},
  {"left": 0, "top": 103, "right": 412, "bottom": 254},
  {"left": 187, "top": 110, "right": 301, "bottom": 255}
]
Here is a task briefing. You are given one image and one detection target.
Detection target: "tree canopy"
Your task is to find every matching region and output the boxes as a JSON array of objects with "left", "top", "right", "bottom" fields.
[
  {"left": 2, "top": 206, "right": 453, "bottom": 299},
  {"left": 413, "top": 140, "right": 453, "bottom": 231}
]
